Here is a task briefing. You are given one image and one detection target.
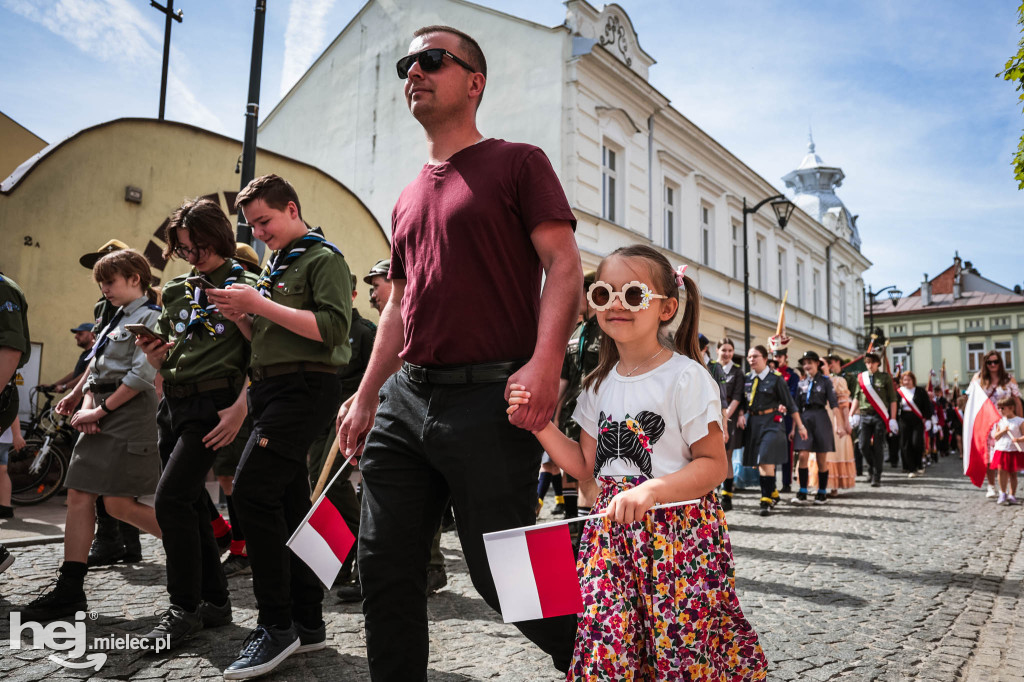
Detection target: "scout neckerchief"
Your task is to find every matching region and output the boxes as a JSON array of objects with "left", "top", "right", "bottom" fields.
[
  {"left": 254, "top": 230, "right": 343, "bottom": 299},
  {"left": 898, "top": 386, "right": 924, "bottom": 421},
  {"left": 184, "top": 260, "right": 245, "bottom": 339},
  {"left": 748, "top": 373, "right": 761, "bottom": 406},
  {"left": 85, "top": 309, "right": 125, "bottom": 361},
  {"left": 858, "top": 371, "right": 892, "bottom": 432},
  {"left": 802, "top": 376, "right": 814, "bottom": 407}
]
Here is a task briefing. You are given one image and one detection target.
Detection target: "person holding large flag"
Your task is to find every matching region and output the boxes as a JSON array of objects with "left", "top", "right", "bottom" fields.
[
  {"left": 971, "top": 350, "right": 1022, "bottom": 497},
  {"left": 855, "top": 352, "right": 898, "bottom": 487},
  {"left": 337, "top": 25, "right": 582, "bottom": 679}
]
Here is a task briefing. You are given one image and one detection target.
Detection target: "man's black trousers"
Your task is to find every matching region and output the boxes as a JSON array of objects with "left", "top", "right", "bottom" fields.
[
  {"left": 233, "top": 371, "right": 341, "bottom": 628},
  {"left": 358, "top": 370, "right": 577, "bottom": 681},
  {"left": 858, "top": 413, "right": 888, "bottom": 481}
]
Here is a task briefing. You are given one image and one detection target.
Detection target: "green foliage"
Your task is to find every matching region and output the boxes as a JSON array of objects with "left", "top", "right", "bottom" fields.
[{"left": 1000, "top": 2, "right": 1024, "bottom": 189}]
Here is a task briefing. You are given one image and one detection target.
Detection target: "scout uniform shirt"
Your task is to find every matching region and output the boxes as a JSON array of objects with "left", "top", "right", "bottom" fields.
[
  {"left": 856, "top": 370, "right": 897, "bottom": 416},
  {"left": 744, "top": 368, "right": 796, "bottom": 416},
  {"left": 250, "top": 235, "right": 353, "bottom": 371},
  {"left": 0, "top": 274, "right": 30, "bottom": 432},
  {"left": 796, "top": 373, "right": 838, "bottom": 411},
  {"left": 90, "top": 296, "right": 160, "bottom": 393},
  {"left": 558, "top": 316, "right": 601, "bottom": 440},
  {"left": 156, "top": 259, "right": 258, "bottom": 386}
]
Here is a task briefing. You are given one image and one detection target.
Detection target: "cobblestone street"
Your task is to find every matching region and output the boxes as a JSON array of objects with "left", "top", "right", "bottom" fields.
[{"left": 1, "top": 454, "right": 1021, "bottom": 681}]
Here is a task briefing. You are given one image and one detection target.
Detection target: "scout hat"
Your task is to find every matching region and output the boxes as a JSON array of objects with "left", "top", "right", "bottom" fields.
[
  {"left": 234, "top": 243, "right": 262, "bottom": 274},
  {"left": 79, "top": 239, "right": 129, "bottom": 269},
  {"left": 70, "top": 323, "right": 93, "bottom": 333},
  {"left": 363, "top": 259, "right": 390, "bottom": 284}
]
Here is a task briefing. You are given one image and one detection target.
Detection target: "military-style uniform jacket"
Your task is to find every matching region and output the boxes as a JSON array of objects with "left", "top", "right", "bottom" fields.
[
  {"left": 250, "top": 236, "right": 353, "bottom": 371},
  {"left": 339, "top": 308, "right": 376, "bottom": 400},
  {"left": 743, "top": 368, "right": 796, "bottom": 416},
  {"left": 157, "top": 259, "right": 258, "bottom": 387},
  {"left": 558, "top": 316, "right": 601, "bottom": 440},
  {"left": 855, "top": 370, "right": 898, "bottom": 416},
  {"left": 795, "top": 373, "right": 839, "bottom": 412}
]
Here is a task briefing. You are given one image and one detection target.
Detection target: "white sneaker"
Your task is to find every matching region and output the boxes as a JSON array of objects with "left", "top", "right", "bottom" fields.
[
  {"left": 987, "top": 485, "right": 999, "bottom": 498},
  {"left": 916, "top": 468, "right": 925, "bottom": 475},
  {"left": 998, "top": 493, "right": 1009, "bottom": 506},
  {"left": 908, "top": 472, "right": 917, "bottom": 479}
]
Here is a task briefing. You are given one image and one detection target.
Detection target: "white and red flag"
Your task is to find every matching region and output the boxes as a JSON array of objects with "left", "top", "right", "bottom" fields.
[
  {"left": 483, "top": 522, "right": 583, "bottom": 623},
  {"left": 287, "top": 457, "right": 357, "bottom": 588},
  {"left": 963, "top": 381, "right": 1001, "bottom": 487}
]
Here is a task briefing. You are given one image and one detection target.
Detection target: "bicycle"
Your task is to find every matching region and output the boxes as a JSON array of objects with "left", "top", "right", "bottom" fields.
[{"left": 9, "top": 387, "right": 75, "bottom": 506}]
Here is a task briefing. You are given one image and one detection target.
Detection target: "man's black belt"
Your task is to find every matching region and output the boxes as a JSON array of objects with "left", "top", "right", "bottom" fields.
[
  {"left": 249, "top": 362, "right": 339, "bottom": 382},
  {"left": 402, "top": 361, "right": 522, "bottom": 385},
  {"left": 163, "top": 377, "right": 236, "bottom": 399},
  {"left": 85, "top": 382, "right": 119, "bottom": 394}
]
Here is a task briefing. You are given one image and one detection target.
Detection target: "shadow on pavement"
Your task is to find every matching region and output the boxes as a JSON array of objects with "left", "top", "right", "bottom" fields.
[
  {"left": 736, "top": 577, "right": 869, "bottom": 607},
  {"left": 727, "top": 523, "right": 873, "bottom": 541}
]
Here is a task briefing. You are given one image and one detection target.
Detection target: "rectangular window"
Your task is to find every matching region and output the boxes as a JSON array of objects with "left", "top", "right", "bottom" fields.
[
  {"left": 992, "top": 316, "right": 1011, "bottom": 329},
  {"left": 731, "top": 223, "right": 741, "bottom": 279},
  {"left": 890, "top": 323, "right": 906, "bottom": 336},
  {"left": 968, "top": 342, "right": 986, "bottom": 373},
  {"left": 756, "top": 237, "right": 765, "bottom": 289},
  {"left": 664, "top": 184, "right": 675, "bottom": 251},
  {"left": 700, "top": 205, "right": 712, "bottom": 266},
  {"left": 777, "top": 248, "right": 787, "bottom": 298},
  {"left": 796, "top": 259, "right": 805, "bottom": 308},
  {"left": 812, "top": 269, "right": 821, "bottom": 315},
  {"left": 996, "top": 340, "right": 1014, "bottom": 370},
  {"left": 892, "top": 345, "right": 911, "bottom": 374},
  {"left": 839, "top": 282, "right": 847, "bottom": 327},
  {"left": 602, "top": 145, "right": 617, "bottom": 223},
  {"left": 966, "top": 318, "right": 984, "bottom": 330}
]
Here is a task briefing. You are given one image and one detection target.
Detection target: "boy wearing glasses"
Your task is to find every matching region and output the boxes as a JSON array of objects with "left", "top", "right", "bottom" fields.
[
  {"left": 207, "top": 175, "right": 352, "bottom": 679},
  {"left": 339, "top": 25, "right": 582, "bottom": 680}
]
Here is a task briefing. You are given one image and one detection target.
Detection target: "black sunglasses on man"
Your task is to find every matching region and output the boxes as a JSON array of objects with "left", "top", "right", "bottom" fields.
[{"left": 396, "top": 48, "right": 476, "bottom": 79}]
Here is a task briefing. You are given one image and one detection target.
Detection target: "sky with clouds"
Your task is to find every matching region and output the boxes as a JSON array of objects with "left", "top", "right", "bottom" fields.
[{"left": 2, "top": 0, "right": 1022, "bottom": 296}]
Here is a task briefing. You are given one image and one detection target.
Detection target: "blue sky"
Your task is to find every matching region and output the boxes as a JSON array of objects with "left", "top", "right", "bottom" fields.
[{"left": 2, "top": 0, "right": 1022, "bottom": 296}]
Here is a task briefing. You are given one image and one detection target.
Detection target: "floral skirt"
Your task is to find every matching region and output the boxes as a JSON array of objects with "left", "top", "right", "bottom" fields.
[{"left": 569, "top": 476, "right": 767, "bottom": 682}]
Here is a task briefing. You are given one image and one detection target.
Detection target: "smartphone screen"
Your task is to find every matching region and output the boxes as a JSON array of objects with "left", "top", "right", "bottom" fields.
[{"left": 185, "top": 276, "right": 214, "bottom": 290}]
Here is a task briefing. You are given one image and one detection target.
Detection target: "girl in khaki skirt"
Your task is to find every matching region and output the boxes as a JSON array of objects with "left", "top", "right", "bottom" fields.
[{"left": 24, "top": 249, "right": 163, "bottom": 621}]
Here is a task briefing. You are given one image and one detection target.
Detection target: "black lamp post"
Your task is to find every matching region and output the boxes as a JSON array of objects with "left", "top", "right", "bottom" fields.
[
  {"left": 743, "top": 194, "right": 795, "bottom": 367},
  {"left": 865, "top": 284, "right": 903, "bottom": 350}
]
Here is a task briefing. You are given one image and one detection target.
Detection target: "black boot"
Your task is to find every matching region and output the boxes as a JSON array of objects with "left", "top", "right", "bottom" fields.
[
  {"left": 120, "top": 521, "right": 142, "bottom": 563},
  {"left": 88, "top": 514, "right": 125, "bottom": 567},
  {"left": 23, "top": 562, "right": 88, "bottom": 622}
]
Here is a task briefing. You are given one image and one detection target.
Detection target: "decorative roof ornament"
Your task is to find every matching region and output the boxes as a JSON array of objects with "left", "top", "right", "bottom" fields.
[
  {"left": 598, "top": 14, "right": 632, "bottom": 67},
  {"left": 781, "top": 136, "right": 862, "bottom": 251}
]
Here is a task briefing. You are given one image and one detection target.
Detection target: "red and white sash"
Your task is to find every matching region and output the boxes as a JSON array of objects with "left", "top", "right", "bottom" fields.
[
  {"left": 859, "top": 371, "right": 893, "bottom": 433},
  {"left": 898, "top": 386, "right": 924, "bottom": 422},
  {"left": 955, "top": 407, "right": 964, "bottom": 424}
]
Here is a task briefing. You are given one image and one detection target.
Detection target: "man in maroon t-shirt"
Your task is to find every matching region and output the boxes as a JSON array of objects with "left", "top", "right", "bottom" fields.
[{"left": 338, "top": 25, "right": 582, "bottom": 680}]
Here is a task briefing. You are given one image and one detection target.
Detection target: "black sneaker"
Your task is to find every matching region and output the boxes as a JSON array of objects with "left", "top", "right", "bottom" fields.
[
  {"left": 87, "top": 539, "right": 125, "bottom": 567},
  {"left": 780, "top": 486, "right": 793, "bottom": 494},
  {"left": 426, "top": 568, "right": 447, "bottom": 595},
  {"left": 813, "top": 492, "right": 828, "bottom": 505},
  {"left": 0, "top": 545, "right": 13, "bottom": 574},
  {"left": 552, "top": 503, "right": 565, "bottom": 515},
  {"left": 22, "top": 577, "right": 88, "bottom": 622},
  {"left": 198, "top": 598, "right": 232, "bottom": 628},
  {"left": 294, "top": 620, "right": 326, "bottom": 654},
  {"left": 222, "top": 554, "right": 251, "bottom": 578},
  {"left": 870, "top": 477, "right": 881, "bottom": 488},
  {"left": 719, "top": 492, "right": 733, "bottom": 512},
  {"left": 758, "top": 498, "right": 772, "bottom": 517},
  {"left": 790, "top": 492, "right": 809, "bottom": 505},
  {"left": 139, "top": 605, "right": 202, "bottom": 650},
  {"left": 334, "top": 579, "right": 362, "bottom": 603},
  {"left": 223, "top": 624, "right": 299, "bottom": 680}
]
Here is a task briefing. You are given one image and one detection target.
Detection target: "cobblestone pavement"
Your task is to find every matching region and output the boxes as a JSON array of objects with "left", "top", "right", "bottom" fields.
[{"left": 1, "top": 454, "right": 1021, "bottom": 681}]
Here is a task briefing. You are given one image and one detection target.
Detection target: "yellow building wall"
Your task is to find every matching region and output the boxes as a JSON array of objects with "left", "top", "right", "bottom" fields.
[
  {"left": 0, "top": 112, "right": 47, "bottom": 181},
  {"left": 0, "top": 118, "right": 389, "bottom": 387}
]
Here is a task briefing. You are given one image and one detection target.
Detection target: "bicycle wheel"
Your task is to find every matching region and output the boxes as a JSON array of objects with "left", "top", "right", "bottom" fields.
[{"left": 10, "top": 438, "right": 69, "bottom": 506}]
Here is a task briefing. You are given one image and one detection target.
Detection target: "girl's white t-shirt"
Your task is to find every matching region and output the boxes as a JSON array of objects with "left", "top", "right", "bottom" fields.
[
  {"left": 994, "top": 416, "right": 1024, "bottom": 452},
  {"left": 572, "top": 352, "right": 723, "bottom": 479}
]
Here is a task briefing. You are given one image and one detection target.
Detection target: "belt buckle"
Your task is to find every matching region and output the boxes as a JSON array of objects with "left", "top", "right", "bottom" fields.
[
  {"left": 251, "top": 367, "right": 264, "bottom": 382},
  {"left": 406, "top": 364, "right": 427, "bottom": 383}
]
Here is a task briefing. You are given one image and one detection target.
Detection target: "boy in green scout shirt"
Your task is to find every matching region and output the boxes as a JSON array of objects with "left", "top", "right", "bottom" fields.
[
  {"left": 854, "top": 351, "right": 898, "bottom": 487},
  {"left": 135, "top": 198, "right": 257, "bottom": 650},
  {"left": 207, "top": 174, "right": 351, "bottom": 680}
]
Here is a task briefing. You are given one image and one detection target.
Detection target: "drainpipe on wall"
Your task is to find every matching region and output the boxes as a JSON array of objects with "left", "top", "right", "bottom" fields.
[{"left": 647, "top": 112, "right": 655, "bottom": 242}]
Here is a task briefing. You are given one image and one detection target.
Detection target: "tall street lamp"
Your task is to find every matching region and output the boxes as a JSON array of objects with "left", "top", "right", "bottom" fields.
[
  {"left": 865, "top": 284, "right": 903, "bottom": 350},
  {"left": 743, "top": 194, "right": 795, "bottom": 367}
]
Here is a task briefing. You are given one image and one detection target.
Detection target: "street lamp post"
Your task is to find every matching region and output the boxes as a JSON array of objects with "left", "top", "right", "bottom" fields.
[
  {"left": 865, "top": 284, "right": 903, "bottom": 350},
  {"left": 743, "top": 194, "right": 795, "bottom": 368}
]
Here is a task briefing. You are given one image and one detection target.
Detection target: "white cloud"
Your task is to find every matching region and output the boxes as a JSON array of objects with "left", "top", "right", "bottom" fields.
[
  {"left": 280, "top": 0, "right": 338, "bottom": 98},
  {"left": 1, "top": 0, "right": 223, "bottom": 131}
]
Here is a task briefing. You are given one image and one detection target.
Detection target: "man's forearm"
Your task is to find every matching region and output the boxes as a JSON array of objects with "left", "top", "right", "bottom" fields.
[{"left": 533, "top": 253, "right": 583, "bottom": 367}]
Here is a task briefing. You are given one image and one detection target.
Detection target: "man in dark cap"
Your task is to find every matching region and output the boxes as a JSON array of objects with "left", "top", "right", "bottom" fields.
[
  {"left": 363, "top": 259, "right": 392, "bottom": 314},
  {"left": 40, "top": 323, "right": 94, "bottom": 394}
]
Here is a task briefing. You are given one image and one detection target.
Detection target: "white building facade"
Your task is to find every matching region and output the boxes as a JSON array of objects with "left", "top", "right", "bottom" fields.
[{"left": 259, "top": 0, "right": 871, "bottom": 356}]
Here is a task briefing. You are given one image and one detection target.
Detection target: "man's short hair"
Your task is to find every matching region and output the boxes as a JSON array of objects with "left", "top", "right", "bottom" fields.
[
  {"left": 864, "top": 352, "right": 881, "bottom": 364},
  {"left": 413, "top": 25, "right": 487, "bottom": 104},
  {"left": 236, "top": 174, "right": 302, "bottom": 219}
]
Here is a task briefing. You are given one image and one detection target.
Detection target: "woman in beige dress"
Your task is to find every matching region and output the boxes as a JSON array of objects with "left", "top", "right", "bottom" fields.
[{"left": 811, "top": 354, "right": 855, "bottom": 494}]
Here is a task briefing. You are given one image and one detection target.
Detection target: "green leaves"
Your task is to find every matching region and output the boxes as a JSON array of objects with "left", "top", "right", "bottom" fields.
[{"left": 999, "top": 2, "right": 1024, "bottom": 188}]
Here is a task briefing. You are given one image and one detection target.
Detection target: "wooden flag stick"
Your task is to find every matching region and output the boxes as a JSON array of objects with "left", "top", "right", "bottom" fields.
[{"left": 312, "top": 433, "right": 342, "bottom": 502}]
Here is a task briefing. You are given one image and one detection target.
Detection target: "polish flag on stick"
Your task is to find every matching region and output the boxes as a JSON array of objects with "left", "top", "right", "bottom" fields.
[
  {"left": 287, "top": 452, "right": 357, "bottom": 588},
  {"left": 963, "top": 381, "right": 1001, "bottom": 488},
  {"left": 483, "top": 499, "right": 699, "bottom": 623}
]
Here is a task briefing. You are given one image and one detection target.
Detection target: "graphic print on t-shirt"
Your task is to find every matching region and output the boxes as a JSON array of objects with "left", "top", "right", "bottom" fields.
[{"left": 595, "top": 410, "right": 666, "bottom": 478}]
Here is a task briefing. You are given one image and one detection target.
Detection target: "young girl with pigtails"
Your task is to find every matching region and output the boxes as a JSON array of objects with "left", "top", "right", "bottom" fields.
[{"left": 508, "top": 244, "right": 766, "bottom": 681}]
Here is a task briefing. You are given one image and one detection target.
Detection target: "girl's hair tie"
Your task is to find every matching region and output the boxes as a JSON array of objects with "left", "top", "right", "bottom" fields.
[{"left": 674, "top": 264, "right": 687, "bottom": 287}]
